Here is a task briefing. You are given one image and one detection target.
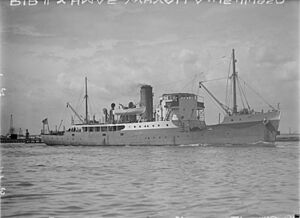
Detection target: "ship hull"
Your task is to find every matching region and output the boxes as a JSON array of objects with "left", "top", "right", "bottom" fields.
[{"left": 41, "top": 115, "right": 280, "bottom": 146}]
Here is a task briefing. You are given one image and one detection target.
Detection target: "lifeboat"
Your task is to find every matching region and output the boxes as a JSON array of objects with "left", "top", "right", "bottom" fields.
[{"left": 114, "top": 106, "right": 146, "bottom": 116}]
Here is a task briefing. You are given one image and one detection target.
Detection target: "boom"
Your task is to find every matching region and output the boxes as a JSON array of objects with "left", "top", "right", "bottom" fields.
[
  {"left": 66, "top": 102, "right": 84, "bottom": 123},
  {"left": 199, "top": 82, "right": 232, "bottom": 115}
]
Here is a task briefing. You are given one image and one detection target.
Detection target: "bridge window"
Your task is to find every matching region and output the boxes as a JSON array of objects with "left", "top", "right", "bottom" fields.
[
  {"left": 101, "top": 126, "right": 107, "bottom": 131},
  {"left": 95, "top": 127, "right": 100, "bottom": 132},
  {"left": 108, "top": 126, "right": 117, "bottom": 131},
  {"left": 89, "top": 127, "right": 94, "bottom": 132},
  {"left": 83, "top": 127, "right": 87, "bottom": 132}
]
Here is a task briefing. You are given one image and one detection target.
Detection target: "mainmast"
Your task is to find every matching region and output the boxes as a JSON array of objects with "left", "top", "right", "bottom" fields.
[
  {"left": 232, "top": 49, "right": 237, "bottom": 114},
  {"left": 84, "top": 77, "right": 88, "bottom": 124}
]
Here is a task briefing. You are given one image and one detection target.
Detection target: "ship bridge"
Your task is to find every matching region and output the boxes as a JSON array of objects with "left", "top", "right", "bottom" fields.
[{"left": 156, "top": 93, "right": 205, "bottom": 123}]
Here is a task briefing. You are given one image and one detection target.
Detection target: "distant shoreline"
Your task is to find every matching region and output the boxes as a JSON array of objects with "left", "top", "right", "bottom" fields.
[{"left": 276, "top": 133, "right": 300, "bottom": 142}]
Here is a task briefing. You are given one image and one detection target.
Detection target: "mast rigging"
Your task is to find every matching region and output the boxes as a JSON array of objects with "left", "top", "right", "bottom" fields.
[
  {"left": 199, "top": 82, "right": 232, "bottom": 115},
  {"left": 232, "top": 49, "right": 238, "bottom": 114},
  {"left": 66, "top": 102, "right": 84, "bottom": 123}
]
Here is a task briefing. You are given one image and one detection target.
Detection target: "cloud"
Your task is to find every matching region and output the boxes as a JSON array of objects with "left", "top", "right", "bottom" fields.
[
  {"left": 37, "top": 52, "right": 65, "bottom": 62},
  {"left": 1, "top": 1, "right": 299, "bottom": 134},
  {"left": 2, "top": 24, "right": 55, "bottom": 37},
  {"left": 249, "top": 44, "right": 295, "bottom": 66}
]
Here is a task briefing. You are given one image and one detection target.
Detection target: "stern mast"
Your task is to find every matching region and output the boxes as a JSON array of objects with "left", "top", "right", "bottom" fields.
[
  {"left": 85, "top": 77, "right": 88, "bottom": 124},
  {"left": 232, "top": 49, "right": 237, "bottom": 114}
]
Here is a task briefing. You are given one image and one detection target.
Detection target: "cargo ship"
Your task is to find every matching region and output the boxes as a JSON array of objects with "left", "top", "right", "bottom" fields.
[{"left": 41, "top": 49, "right": 280, "bottom": 146}]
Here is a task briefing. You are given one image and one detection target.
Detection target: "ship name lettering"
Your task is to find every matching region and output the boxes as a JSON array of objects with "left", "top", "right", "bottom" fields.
[{"left": 10, "top": 0, "right": 38, "bottom": 6}]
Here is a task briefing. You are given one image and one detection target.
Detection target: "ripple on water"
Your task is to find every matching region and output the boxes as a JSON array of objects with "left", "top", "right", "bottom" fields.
[
  {"left": 16, "top": 181, "right": 34, "bottom": 187},
  {"left": 1, "top": 142, "right": 299, "bottom": 217}
]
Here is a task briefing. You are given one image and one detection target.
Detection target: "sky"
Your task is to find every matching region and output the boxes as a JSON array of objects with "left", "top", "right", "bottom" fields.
[{"left": 0, "top": 0, "right": 299, "bottom": 135}]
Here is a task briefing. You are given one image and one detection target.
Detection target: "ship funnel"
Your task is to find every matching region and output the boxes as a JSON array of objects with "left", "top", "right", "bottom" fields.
[
  {"left": 109, "top": 103, "right": 115, "bottom": 124},
  {"left": 140, "top": 85, "right": 153, "bottom": 121}
]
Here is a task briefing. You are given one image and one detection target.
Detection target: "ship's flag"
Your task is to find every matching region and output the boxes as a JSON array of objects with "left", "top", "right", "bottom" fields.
[{"left": 42, "top": 118, "right": 48, "bottom": 125}]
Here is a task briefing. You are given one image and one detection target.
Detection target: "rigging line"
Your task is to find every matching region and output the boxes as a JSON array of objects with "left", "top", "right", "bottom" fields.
[
  {"left": 225, "top": 77, "right": 231, "bottom": 106},
  {"left": 226, "top": 79, "right": 232, "bottom": 109},
  {"left": 237, "top": 78, "right": 245, "bottom": 109},
  {"left": 90, "top": 95, "right": 101, "bottom": 120},
  {"left": 89, "top": 95, "right": 100, "bottom": 121},
  {"left": 201, "top": 88, "right": 227, "bottom": 115},
  {"left": 237, "top": 77, "right": 251, "bottom": 110},
  {"left": 243, "top": 80, "right": 251, "bottom": 110},
  {"left": 73, "top": 97, "right": 85, "bottom": 123},
  {"left": 75, "top": 81, "right": 85, "bottom": 111},
  {"left": 201, "top": 77, "right": 227, "bottom": 83},
  {"left": 57, "top": 104, "right": 68, "bottom": 130},
  {"left": 239, "top": 76, "right": 276, "bottom": 110}
]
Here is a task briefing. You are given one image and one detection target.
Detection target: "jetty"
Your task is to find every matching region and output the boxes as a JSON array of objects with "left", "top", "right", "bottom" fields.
[
  {"left": 276, "top": 133, "right": 300, "bottom": 142},
  {"left": 1, "top": 114, "right": 43, "bottom": 144}
]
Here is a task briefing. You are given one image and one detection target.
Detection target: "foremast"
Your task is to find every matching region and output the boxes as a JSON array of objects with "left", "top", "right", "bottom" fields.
[
  {"left": 232, "top": 49, "right": 238, "bottom": 114},
  {"left": 84, "top": 77, "right": 88, "bottom": 124}
]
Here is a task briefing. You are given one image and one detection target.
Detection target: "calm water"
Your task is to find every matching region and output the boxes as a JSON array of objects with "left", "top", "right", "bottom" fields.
[{"left": 1, "top": 142, "right": 299, "bottom": 218}]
